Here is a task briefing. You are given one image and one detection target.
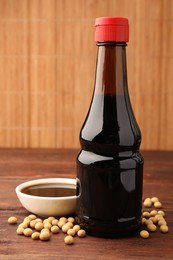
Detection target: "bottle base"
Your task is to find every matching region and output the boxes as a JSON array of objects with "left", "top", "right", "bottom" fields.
[{"left": 76, "top": 216, "right": 141, "bottom": 238}]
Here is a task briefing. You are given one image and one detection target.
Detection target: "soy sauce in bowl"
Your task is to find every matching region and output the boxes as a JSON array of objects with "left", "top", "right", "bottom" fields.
[{"left": 21, "top": 183, "right": 76, "bottom": 197}]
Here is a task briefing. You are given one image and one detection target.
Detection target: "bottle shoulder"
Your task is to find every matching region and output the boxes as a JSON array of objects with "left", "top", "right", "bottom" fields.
[
  {"left": 80, "top": 94, "right": 141, "bottom": 153},
  {"left": 77, "top": 149, "right": 144, "bottom": 168}
]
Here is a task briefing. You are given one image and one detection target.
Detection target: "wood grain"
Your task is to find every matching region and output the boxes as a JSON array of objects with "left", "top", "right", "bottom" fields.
[
  {"left": 0, "top": 0, "right": 172, "bottom": 149},
  {"left": 0, "top": 148, "right": 173, "bottom": 259}
]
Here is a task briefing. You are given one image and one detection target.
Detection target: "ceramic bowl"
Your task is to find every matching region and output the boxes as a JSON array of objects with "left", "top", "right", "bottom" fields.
[{"left": 15, "top": 178, "right": 77, "bottom": 217}]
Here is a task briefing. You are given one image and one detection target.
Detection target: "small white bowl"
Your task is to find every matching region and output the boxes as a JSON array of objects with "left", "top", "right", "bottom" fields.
[{"left": 15, "top": 178, "right": 77, "bottom": 217}]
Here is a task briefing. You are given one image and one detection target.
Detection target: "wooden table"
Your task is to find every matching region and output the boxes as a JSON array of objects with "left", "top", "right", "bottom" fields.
[{"left": 0, "top": 149, "right": 173, "bottom": 259}]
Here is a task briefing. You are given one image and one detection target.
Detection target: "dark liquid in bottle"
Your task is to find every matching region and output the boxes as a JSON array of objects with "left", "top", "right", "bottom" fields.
[
  {"left": 22, "top": 184, "right": 76, "bottom": 197},
  {"left": 76, "top": 94, "right": 143, "bottom": 237}
]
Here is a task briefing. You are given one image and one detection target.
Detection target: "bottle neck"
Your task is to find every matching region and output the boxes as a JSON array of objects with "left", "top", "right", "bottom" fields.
[
  {"left": 94, "top": 42, "right": 128, "bottom": 96},
  {"left": 79, "top": 42, "right": 142, "bottom": 154}
]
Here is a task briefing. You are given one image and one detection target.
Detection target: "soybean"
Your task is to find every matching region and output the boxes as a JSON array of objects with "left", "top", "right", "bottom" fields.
[
  {"left": 73, "top": 225, "right": 81, "bottom": 232},
  {"left": 62, "top": 224, "right": 70, "bottom": 233},
  {"left": 52, "top": 219, "right": 59, "bottom": 226},
  {"left": 140, "top": 230, "right": 149, "bottom": 238},
  {"left": 68, "top": 217, "right": 75, "bottom": 223},
  {"left": 44, "top": 222, "right": 52, "bottom": 230},
  {"left": 32, "top": 232, "right": 40, "bottom": 240},
  {"left": 24, "top": 228, "right": 33, "bottom": 237},
  {"left": 48, "top": 217, "right": 55, "bottom": 223},
  {"left": 16, "top": 227, "right": 24, "bottom": 235},
  {"left": 150, "top": 210, "right": 158, "bottom": 217},
  {"left": 154, "top": 201, "right": 162, "bottom": 209},
  {"left": 141, "top": 218, "right": 146, "bottom": 225},
  {"left": 8, "top": 216, "right": 17, "bottom": 224},
  {"left": 160, "top": 225, "right": 169, "bottom": 233},
  {"left": 23, "top": 219, "right": 30, "bottom": 227},
  {"left": 158, "top": 210, "right": 165, "bottom": 217},
  {"left": 35, "top": 222, "right": 44, "bottom": 231},
  {"left": 143, "top": 198, "right": 152, "bottom": 208},
  {"left": 158, "top": 220, "right": 167, "bottom": 226},
  {"left": 40, "top": 231, "right": 51, "bottom": 241},
  {"left": 77, "top": 229, "right": 86, "bottom": 237},
  {"left": 43, "top": 219, "right": 50, "bottom": 224},
  {"left": 147, "top": 224, "right": 157, "bottom": 232},
  {"left": 59, "top": 217, "right": 67, "bottom": 223},
  {"left": 28, "top": 214, "right": 37, "bottom": 220},
  {"left": 51, "top": 226, "right": 60, "bottom": 234},
  {"left": 30, "top": 220, "right": 37, "bottom": 228},
  {"left": 67, "top": 228, "right": 76, "bottom": 236},
  {"left": 64, "top": 235, "right": 74, "bottom": 245},
  {"left": 142, "top": 212, "right": 150, "bottom": 218}
]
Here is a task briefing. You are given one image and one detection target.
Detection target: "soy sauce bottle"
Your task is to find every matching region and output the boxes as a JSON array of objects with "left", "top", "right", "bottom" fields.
[{"left": 76, "top": 17, "right": 144, "bottom": 237}]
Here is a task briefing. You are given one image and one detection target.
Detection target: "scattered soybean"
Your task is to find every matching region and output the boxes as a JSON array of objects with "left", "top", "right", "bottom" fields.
[
  {"left": 160, "top": 225, "right": 169, "bottom": 233},
  {"left": 77, "top": 229, "right": 86, "bottom": 238},
  {"left": 143, "top": 198, "right": 152, "bottom": 208},
  {"left": 16, "top": 227, "right": 24, "bottom": 235},
  {"left": 44, "top": 222, "right": 52, "bottom": 230},
  {"left": 51, "top": 225, "right": 60, "bottom": 234},
  {"left": 154, "top": 201, "right": 162, "bottom": 209},
  {"left": 73, "top": 225, "right": 81, "bottom": 232},
  {"left": 140, "top": 230, "right": 149, "bottom": 238},
  {"left": 35, "top": 222, "right": 44, "bottom": 231},
  {"left": 62, "top": 224, "right": 70, "bottom": 233},
  {"left": 28, "top": 214, "right": 37, "bottom": 220},
  {"left": 8, "top": 216, "right": 17, "bottom": 224},
  {"left": 64, "top": 235, "right": 74, "bottom": 245},
  {"left": 8, "top": 195, "right": 169, "bottom": 244},
  {"left": 31, "top": 232, "right": 40, "bottom": 240},
  {"left": 147, "top": 224, "right": 157, "bottom": 232},
  {"left": 40, "top": 231, "right": 51, "bottom": 241},
  {"left": 67, "top": 228, "right": 76, "bottom": 236},
  {"left": 68, "top": 217, "right": 75, "bottom": 223},
  {"left": 141, "top": 197, "right": 169, "bottom": 239},
  {"left": 24, "top": 228, "right": 33, "bottom": 237},
  {"left": 52, "top": 219, "right": 59, "bottom": 226}
]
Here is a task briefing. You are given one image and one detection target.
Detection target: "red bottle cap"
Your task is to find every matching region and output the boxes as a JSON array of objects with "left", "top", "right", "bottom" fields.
[{"left": 95, "top": 17, "right": 129, "bottom": 42}]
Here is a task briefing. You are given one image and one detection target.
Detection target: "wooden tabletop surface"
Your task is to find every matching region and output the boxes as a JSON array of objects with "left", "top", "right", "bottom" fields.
[{"left": 0, "top": 149, "right": 173, "bottom": 260}]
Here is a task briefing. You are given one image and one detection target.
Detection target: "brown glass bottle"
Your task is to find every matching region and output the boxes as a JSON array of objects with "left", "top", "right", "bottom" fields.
[{"left": 76, "top": 17, "right": 143, "bottom": 238}]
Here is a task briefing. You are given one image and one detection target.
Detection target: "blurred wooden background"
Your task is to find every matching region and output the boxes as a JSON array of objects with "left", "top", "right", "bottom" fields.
[{"left": 0, "top": 0, "right": 172, "bottom": 150}]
